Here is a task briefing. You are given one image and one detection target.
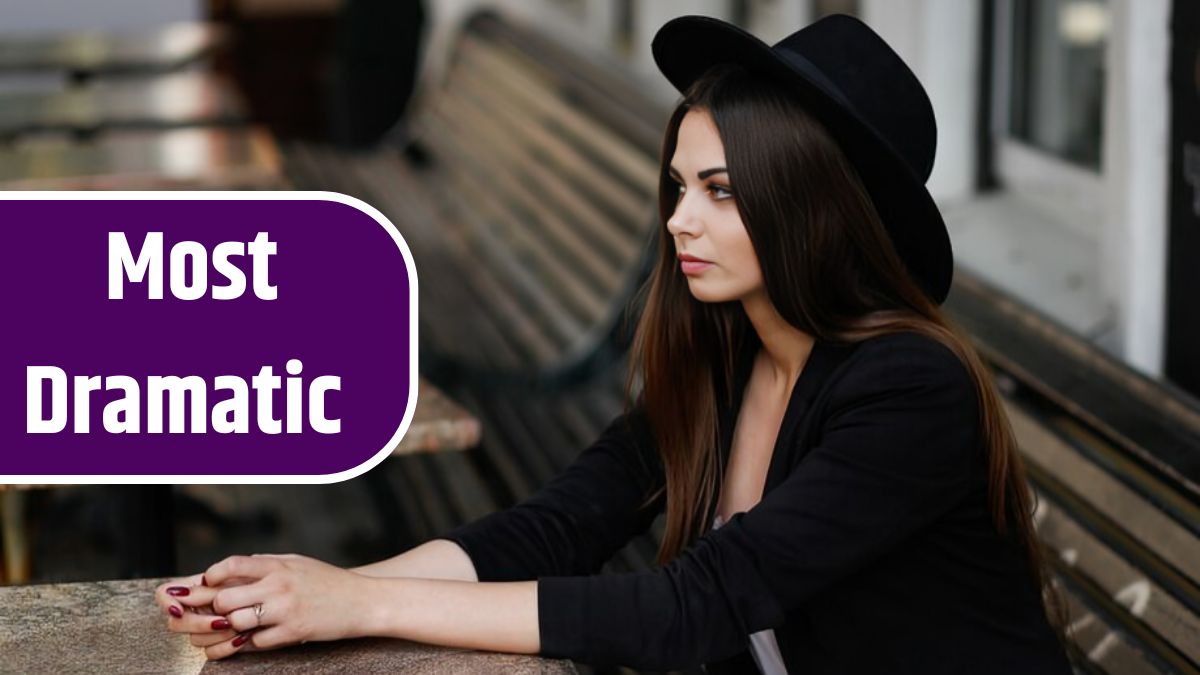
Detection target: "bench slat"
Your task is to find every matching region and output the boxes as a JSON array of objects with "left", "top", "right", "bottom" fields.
[
  {"left": 1036, "top": 497, "right": 1200, "bottom": 665},
  {"left": 419, "top": 110, "right": 616, "bottom": 317},
  {"left": 457, "top": 36, "right": 660, "bottom": 196},
  {"left": 0, "top": 71, "right": 246, "bottom": 138},
  {"left": 434, "top": 68, "right": 647, "bottom": 265},
  {"left": 1013, "top": 405, "right": 1200, "bottom": 581},
  {"left": 469, "top": 14, "right": 667, "bottom": 155},
  {"left": 445, "top": 50, "right": 655, "bottom": 240},
  {"left": 430, "top": 220, "right": 568, "bottom": 364},
  {"left": 414, "top": 132, "right": 591, "bottom": 354},
  {"left": 455, "top": 389, "right": 540, "bottom": 502},
  {"left": 429, "top": 77, "right": 642, "bottom": 264}
]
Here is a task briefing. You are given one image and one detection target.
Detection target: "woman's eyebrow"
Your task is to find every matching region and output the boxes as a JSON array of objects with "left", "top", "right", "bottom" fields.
[{"left": 667, "top": 166, "right": 729, "bottom": 179}]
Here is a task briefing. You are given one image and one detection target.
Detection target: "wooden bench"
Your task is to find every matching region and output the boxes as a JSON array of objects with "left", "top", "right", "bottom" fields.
[
  {"left": 0, "top": 70, "right": 247, "bottom": 142},
  {"left": 947, "top": 272, "right": 1200, "bottom": 673},
  {"left": 286, "top": 11, "right": 667, "bottom": 388},
  {"left": 0, "top": 22, "right": 227, "bottom": 81}
]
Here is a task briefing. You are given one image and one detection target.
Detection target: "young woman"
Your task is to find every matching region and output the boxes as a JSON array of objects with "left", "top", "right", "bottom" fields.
[{"left": 157, "top": 14, "right": 1073, "bottom": 674}]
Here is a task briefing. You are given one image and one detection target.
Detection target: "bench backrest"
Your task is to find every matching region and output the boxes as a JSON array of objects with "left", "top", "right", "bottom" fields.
[
  {"left": 0, "top": 71, "right": 247, "bottom": 141},
  {"left": 408, "top": 12, "right": 669, "bottom": 384},
  {"left": 948, "top": 270, "right": 1200, "bottom": 673}
]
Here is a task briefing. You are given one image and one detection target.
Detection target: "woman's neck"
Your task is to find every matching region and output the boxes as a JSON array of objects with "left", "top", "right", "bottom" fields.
[{"left": 741, "top": 289, "right": 816, "bottom": 389}]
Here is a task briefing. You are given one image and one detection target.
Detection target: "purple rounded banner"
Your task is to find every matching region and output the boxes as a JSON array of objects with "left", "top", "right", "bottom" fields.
[{"left": 1, "top": 192, "right": 416, "bottom": 482}]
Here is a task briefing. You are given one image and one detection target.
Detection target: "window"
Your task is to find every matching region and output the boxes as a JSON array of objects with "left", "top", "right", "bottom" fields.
[
  {"left": 1008, "top": 0, "right": 1108, "bottom": 170},
  {"left": 992, "top": 0, "right": 1110, "bottom": 234}
]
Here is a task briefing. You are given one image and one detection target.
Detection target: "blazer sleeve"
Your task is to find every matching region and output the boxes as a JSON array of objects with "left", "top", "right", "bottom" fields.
[
  {"left": 437, "top": 407, "right": 666, "bottom": 582},
  {"left": 537, "top": 337, "right": 982, "bottom": 671}
]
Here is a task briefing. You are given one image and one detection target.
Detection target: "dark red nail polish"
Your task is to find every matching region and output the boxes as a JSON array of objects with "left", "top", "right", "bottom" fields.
[
  {"left": 201, "top": 575, "right": 208, "bottom": 587},
  {"left": 212, "top": 618, "right": 231, "bottom": 630},
  {"left": 168, "top": 605, "right": 183, "bottom": 618},
  {"left": 166, "top": 586, "right": 190, "bottom": 597},
  {"left": 232, "top": 633, "right": 250, "bottom": 648}
]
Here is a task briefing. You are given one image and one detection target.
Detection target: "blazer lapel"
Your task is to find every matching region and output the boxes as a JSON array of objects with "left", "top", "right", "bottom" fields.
[{"left": 764, "top": 338, "right": 858, "bottom": 493}]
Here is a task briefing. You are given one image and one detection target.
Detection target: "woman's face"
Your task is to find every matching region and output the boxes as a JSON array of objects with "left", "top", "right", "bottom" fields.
[{"left": 666, "top": 108, "right": 764, "bottom": 303}]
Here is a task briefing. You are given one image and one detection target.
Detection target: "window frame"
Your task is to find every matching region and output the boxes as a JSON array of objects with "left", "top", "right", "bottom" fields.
[{"left": 990, "top": 0, "right": 1109, "bottom": 238}]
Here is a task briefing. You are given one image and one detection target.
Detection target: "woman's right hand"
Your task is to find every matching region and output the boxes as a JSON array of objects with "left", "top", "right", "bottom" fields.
[{"left": 154, "top": 573, "right": 253, "bottom": 651}]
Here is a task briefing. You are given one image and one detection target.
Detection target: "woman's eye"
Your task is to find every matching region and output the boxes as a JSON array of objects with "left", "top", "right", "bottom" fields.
[{"left": 709, "top": 184, "right": 733, "bottom": 200}]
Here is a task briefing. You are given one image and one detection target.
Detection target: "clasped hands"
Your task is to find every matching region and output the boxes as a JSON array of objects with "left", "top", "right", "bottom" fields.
[{"left": 154, "top": 554, "right": 376, "bottom": 660}]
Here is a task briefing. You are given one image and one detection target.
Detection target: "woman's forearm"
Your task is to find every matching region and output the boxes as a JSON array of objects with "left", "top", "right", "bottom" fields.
[
  {"left": 360, "top": 577, "right": 540, "bottom": 655},
  {"left": 350, "top": 538, "right": 478, "bottom": 582}
]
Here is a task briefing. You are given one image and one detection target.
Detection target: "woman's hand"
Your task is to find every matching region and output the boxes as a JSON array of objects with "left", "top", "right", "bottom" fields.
[
  {"left": 190, "top": 553, "right": 378, "bottom": 659},
  {"left": 155, "top": 573, "right": 259, "bottom": 657}
]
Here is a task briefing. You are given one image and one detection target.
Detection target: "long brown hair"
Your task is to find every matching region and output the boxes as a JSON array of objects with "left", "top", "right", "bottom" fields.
[{"left": 629, "top": 64, "right": 1066, "bottom": 634}]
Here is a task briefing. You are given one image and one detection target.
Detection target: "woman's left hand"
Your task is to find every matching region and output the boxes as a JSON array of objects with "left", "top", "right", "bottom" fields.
[{"left": 198, "top": 553, "right": 378, "bottom": 660}]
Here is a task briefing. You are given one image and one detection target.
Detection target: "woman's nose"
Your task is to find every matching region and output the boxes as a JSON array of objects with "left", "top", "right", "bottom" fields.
[{"left": 666, "top": 199, "right": 700, "bottom": 237}]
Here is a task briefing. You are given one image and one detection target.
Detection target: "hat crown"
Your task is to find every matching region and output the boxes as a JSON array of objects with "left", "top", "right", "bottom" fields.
[{"left": 773, "top": 15, "right": 937, "bottom": 182}]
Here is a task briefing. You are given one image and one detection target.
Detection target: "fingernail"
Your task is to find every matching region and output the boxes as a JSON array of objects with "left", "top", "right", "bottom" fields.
[
  {"left": 212, "top": 618, "right": 231, "bottom": 630},
  {"left": 201, "top": 575, "right": 208, "bottom": 587},
  {"left": 232, "top": 633, "right": 250, "bottom": 648},
  {"left": 166, "top": 586, "right": 190, "bottom": 597},
  {"left": 168, "top": 605, "right": 183, "bottom": 618}
]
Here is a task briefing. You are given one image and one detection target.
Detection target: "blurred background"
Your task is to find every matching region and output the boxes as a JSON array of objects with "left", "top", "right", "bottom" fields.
[{"left": 0, "top": 1, "right": 1197, "bottom": 674}]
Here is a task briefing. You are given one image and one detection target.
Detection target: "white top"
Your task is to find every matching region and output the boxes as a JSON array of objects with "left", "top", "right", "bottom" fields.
[{"left": 712, "top": 514, "right": 789, "bottom": 675}]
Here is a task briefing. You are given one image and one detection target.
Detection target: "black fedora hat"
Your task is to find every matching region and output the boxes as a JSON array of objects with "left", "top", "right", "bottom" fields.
[{"left": 652, "top": 14, "right": 954, "bottom": 305}]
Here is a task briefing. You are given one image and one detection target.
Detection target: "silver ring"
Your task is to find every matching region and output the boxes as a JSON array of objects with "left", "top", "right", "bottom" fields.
[{"left": 253, "top": 602, "right": 264, "bottom": 627}]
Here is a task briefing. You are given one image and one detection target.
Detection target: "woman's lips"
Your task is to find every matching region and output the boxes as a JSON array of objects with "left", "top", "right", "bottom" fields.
[{"left": 678, "top": 254, "right": 713, "bottom": 275}]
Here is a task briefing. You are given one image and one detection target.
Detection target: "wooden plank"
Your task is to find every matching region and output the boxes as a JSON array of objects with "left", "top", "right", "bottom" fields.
[
  {"left": 0, "top": 22, "right": 227, "bottom": 75},
  {"left": 1035, "top": 496, "right": 1200, "bottom": 666},
  {"left": 455, "top": 389, "right": 538, "bottom": 503},
  {"left": 417, "top": 116, "right": 589, "bottom": 354},
  {"left": 458, "top": 36, "right": 661, "bottom": 190},
  {"left": 391, "top": 379, "right": 482, "bottom": 456},
  {"left": 427, "top": 451, "right": 498, "bottom": 525},
  {"left": 475, "top": 392, "right": 559, "bottom": 489},
  {"left": 420, "top": 111, "right": 612, "bottom": 325},
  {"left": 948, "top": 272, "right": 1200, "bottom": 499},
  {"left": 1012, "top": 401, "right": 1200, "bottom": 580},
  {"left": 0, "top": 70, "right": 246, "bottom": 138},
  {"left": 447, "top": 53, "right": 655, "bottom": 237},
  {"left": 433, "top": 79, "right": 644, "bottom": 272},
  {"left": 468, "top": 14, "right": 667, "bottom": 153}
]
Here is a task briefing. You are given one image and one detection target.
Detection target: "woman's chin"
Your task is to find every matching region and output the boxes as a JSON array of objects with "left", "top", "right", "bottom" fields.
[{"left": 685, "top": 281, "right": 739, "bottom": 304}]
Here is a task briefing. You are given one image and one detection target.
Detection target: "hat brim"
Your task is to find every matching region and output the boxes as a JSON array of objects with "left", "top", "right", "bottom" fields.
[{"left": 652, "top": 16, "right": 953, "bottom": 304}]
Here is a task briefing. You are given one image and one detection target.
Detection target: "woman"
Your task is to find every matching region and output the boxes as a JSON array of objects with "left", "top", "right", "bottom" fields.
[{"left": 156, "top": 14, "right": 1073, "bottom": 674}]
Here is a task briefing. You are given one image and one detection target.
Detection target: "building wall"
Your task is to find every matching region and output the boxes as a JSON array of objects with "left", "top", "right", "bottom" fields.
[{"left": 1102, "top": 0, "right": 1170, "bottom": 375}]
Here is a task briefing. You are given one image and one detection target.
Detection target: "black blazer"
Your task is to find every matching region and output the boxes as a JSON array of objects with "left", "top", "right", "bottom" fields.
[{"left": 441, "top": 332, "right": 1072, "bottom": 674}]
